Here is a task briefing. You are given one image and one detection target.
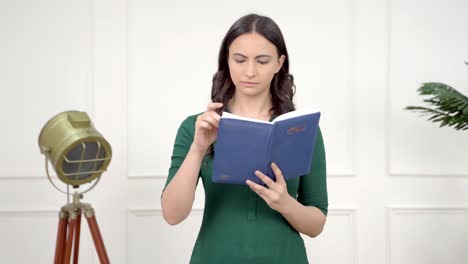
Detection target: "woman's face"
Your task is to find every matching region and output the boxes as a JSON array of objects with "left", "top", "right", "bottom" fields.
[{"left": 227, "top": 32, "right": 285, "bottom": 98}]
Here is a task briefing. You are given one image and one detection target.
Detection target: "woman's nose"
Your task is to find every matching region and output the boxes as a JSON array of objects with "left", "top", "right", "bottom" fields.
[{"left": 245, "top": 61, "right": 256, "bottom": 78}]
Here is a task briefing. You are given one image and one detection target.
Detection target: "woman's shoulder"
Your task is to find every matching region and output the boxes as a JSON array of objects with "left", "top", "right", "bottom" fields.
[{"left": 178, "top": 112, "right": 204, "bottom": 131}]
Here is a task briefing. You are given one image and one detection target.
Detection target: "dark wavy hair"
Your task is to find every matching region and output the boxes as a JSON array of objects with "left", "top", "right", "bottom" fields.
[{"left": 208, "top": 14, "right": 296, "bottom": 156}]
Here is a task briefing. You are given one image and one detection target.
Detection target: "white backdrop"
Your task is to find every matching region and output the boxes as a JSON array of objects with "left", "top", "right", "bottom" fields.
[{"left": 1, "top": 0, "right": 468, "bottom": 263}]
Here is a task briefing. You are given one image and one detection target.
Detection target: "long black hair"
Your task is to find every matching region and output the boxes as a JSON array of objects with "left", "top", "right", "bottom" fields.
[{"left": 208, "top": 14, "right": 296, "bottom": 156}]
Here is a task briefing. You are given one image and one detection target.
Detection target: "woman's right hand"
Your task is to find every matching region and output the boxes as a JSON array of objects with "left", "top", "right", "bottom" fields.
[{"left": 192, "top": 102, "right": 223, "bottom": 153}]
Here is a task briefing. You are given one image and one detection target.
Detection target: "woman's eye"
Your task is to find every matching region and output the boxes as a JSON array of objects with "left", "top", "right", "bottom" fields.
[{"left": 234, "top": 59, "right": 269, "bottom": 64}]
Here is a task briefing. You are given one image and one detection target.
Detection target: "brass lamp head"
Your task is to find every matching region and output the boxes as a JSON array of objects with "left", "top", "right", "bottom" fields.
[{"left": 38, "top": 111, "right": 112, "bottom": 187}]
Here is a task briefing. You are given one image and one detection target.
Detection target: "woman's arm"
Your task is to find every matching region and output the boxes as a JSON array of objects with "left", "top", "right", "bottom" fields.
[
  {"left": 161, "top": 103, "right": 223, "bottom": 225},
  {"left": 161, "top": 144, "right": 205, "bottom": 225},
  {"left": 280, "top": 196, "right": 326, "bottom": 238}
]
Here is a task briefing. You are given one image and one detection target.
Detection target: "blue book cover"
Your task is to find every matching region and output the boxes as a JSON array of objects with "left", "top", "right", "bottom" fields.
[{"left": 212, "top": 109, "right": 321, "bottom": 185}]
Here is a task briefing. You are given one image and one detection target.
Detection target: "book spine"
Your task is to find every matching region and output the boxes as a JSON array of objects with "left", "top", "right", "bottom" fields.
[{"left": 265, "top": 125, "right": 275, "bottom": 180}]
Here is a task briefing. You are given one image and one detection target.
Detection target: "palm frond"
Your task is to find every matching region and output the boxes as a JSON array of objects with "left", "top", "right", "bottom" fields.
[{"left": 405, "top": 82, "right": 468, "bottom": 130}]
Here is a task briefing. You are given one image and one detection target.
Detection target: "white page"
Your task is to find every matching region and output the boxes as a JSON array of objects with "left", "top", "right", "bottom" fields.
[
  {"left": 221, "top": 109, "right": 320, "bottom": 124},
  {"left": 272, "top": 108, "right": 320, "bottom": 123},
  {"left": 221, "top": 112, "right": 272, "bottom": 124}
]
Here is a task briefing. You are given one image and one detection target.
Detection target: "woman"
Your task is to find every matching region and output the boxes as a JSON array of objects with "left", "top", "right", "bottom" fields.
[{"left": 161, "top": 13, "right": 328, "bottom": 264}]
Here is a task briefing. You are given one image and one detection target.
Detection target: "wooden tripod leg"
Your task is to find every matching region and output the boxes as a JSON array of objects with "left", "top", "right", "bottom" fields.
[
  {"left": 54, "top": 211, "right": 68, "bottom": 264},
  {"left": 85, "top": 208, "right": 110, "bottom": 264},
  {"left": 73, "top": 210, "right": 82, "bottom": 264},
  {"left": 63, "top": 211, "right": 78, "bottom": 264}
]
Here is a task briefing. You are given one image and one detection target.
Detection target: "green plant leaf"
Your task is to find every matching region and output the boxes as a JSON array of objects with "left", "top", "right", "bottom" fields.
[{"left": 406, "top": 82, "right": 468, "bottom": 130}]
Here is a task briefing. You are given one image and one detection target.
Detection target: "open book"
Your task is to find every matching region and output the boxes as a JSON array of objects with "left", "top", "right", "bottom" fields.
[{"left": 212, "top": 109, "right": 321, "bottom": 185}]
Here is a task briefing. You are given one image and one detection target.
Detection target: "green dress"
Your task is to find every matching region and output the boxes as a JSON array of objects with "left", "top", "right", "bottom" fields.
[{"left": 163, "top": 113, "right": 328, "bottom": 264}]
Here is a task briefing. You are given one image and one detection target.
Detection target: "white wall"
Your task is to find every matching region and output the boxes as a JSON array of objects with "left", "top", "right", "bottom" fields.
[{"left": 1, "top": 0, "right": 468, "bottom": 263}]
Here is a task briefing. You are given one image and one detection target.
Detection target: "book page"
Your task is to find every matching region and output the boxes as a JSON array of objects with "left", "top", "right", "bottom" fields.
[
  {"left": 221, "top": 112, "right": 272, "bottom": 124},
  {"left": 272, "top": 108, "right": 320, "bottom": 123}
]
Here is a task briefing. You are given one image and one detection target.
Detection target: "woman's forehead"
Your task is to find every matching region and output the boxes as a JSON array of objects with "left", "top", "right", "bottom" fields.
[{"left": 229, "top": 33, "right": 276, "bottom": 56}]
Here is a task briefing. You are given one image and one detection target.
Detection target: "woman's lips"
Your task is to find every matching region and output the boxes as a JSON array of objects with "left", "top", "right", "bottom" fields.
[{"left": 240, "top": 81, "right": 258, "bottom": 87}]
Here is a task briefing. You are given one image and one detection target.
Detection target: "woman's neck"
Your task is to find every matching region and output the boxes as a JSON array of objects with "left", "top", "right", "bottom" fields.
[{"left": 228, "top": 93, "right": 273, "bottom": 121}]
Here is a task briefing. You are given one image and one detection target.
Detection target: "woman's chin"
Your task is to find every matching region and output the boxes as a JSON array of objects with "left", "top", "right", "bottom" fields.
[{"left": 236, "top": 86, "right": 267, "bottom": 97}]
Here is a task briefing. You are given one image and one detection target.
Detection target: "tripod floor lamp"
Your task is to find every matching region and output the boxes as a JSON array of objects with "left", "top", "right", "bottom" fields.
[{"left": 39, "top": 111, "right": 112, "bottom": 264}]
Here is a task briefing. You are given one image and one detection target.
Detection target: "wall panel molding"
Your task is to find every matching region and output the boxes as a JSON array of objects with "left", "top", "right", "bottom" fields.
[
  {"left": 384, "top": 0, "right": 468, "bottom": 178},
  {"left": 386, "top": 206, "right": 468, "bottom": 264},
  {"left": 0, "top": 0, "right": 96, "bottom": 180}
]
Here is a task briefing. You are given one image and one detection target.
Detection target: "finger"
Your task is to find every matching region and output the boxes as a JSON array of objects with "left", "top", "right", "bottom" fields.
[
  {"left": 199, "top": 120, "right": 214, "bottom": 130},
  {"left": 271, "top": 162, "right": 286, "bottom": 184},
  {"left": 246, "top": 180, "right": 273, "bottom": 200},
  {"left": 200, "top": 114, "right": 219, "bottom": 128},
  {"left": 206, "top": 111, "right": 221, "bottom": 122},
  {"left": 254, "top": 170, "right": 275, "bottom": 189},
  {"left": 206, "top": 102, "right": 223, "bottom": 112}
]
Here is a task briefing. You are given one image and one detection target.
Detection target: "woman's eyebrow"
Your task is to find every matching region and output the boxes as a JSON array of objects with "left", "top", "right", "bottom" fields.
[{"left": 233, "top": 53, "right": 272, "bottom": 59}]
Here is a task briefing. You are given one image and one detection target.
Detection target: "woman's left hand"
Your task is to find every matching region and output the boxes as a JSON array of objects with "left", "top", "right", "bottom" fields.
[{"left": 246, "top": 162, "right": 294, "bottom": 214}]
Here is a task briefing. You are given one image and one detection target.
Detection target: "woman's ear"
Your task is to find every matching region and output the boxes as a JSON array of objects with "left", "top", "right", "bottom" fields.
[{"left": 276, "top": 55, "right": 286, "bottom": 73}]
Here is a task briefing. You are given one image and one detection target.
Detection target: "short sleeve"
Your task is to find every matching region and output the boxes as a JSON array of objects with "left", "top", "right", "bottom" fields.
[
  {"left": 297, "top": 126, "right": 328, "bottom": 216},
  {"left": 162, "top": 115, "right": 197, "bottom": 192}
]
